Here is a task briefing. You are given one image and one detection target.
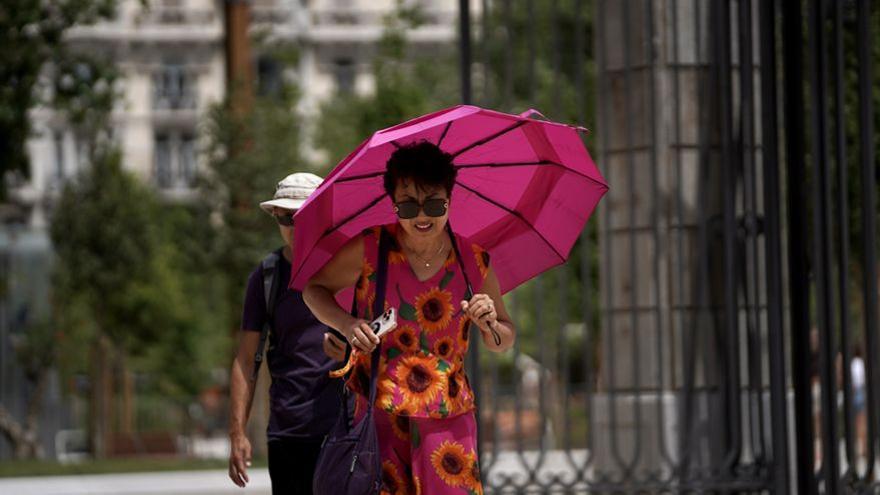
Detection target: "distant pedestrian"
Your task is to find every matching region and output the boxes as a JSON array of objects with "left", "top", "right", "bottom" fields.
[{"left": 228, "top": 173, "right": 347, "bottom": 495}]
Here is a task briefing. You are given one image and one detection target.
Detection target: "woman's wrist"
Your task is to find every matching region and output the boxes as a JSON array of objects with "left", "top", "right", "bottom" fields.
[{"left": 479, "top": 320, "right": 507, "bottom": 350}]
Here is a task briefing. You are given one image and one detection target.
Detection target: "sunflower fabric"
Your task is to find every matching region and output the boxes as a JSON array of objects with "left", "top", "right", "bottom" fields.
[
  {"left": 347, "top": 224, "right": 490, "bottom": 419},
  {"left": 346, "top": 224, "right": 489, "bottom": 494},
  {"left": 375, "top": 407, "right": 482, "bottom": 495}
]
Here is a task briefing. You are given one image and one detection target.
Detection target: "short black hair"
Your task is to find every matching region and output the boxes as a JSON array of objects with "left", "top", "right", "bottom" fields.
[{"left": 383, "top": 140, "right": 456, "bottom": 199}]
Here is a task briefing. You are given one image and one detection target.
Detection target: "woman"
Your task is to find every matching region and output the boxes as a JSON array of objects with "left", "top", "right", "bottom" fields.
[{"left": 303, "top": 141, "right": 516, "bottom": 495}]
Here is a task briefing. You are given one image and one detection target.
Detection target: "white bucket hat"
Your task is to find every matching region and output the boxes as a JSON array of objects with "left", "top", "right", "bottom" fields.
[{"left": 260, "top": 172, "right": 323, "bottom": 214}]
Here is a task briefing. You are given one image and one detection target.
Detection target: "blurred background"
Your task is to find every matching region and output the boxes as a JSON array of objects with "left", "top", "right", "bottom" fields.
[{"left": 1, "top": 0, "right": 880, "bottom": 494}]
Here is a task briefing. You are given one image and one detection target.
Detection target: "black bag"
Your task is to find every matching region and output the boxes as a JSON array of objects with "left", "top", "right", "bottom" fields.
[{"left": 312, "top": 228, "right": 391, "bottom": 495}]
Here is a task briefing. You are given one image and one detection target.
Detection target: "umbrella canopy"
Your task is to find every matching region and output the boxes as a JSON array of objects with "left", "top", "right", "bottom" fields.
[{"left": 290, "top": 105, "right": 608, "bottom": 294}]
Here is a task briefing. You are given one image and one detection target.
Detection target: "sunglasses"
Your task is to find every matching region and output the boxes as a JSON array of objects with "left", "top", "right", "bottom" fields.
[
  {"left": 274, "top": 212, "right": 295, "bottom": 227},
  {"left": 393, "top": 198, "right": 449, "bottom": 219}
]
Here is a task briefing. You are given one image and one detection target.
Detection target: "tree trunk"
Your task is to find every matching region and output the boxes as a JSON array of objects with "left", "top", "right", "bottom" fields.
[
  {"left": 120, "top": 355, "right": 134, "bottom": 436},
  {"left": 0, "top": 367, "right": 48, "bottom": 459},
  {"left": 89, "top": 334, "right": 113, "bottom": 458}
]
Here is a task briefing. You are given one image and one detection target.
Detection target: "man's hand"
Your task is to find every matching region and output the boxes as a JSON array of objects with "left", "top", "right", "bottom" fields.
[
  {"left": 323, "top": 332, "right": 347, "bottom": 361},
  {"left": 228, "top": 432, "right": 252, "bottom": 487}
]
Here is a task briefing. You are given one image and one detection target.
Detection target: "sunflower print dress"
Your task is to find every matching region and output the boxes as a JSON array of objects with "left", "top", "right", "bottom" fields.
[{"left": 349, "top": 224, "right": 490, "bottom": 495}]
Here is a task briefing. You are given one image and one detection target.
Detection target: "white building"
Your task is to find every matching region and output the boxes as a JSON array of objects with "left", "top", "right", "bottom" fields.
[
  {"left": 2, "top": 0, "right": 462, "bottom": 460},
  {"left": 19, "top": 0, "right": 461, "bottom": 229}
]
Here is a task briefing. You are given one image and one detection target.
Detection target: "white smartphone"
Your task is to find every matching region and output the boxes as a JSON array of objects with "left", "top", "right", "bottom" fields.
[{"left": 370, "top": 308, "right": 398, "bottom": 339}]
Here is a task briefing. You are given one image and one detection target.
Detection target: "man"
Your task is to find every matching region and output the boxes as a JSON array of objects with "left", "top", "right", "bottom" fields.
[{"left": 228, "top": 173, "right": 348, "bottom": 494}]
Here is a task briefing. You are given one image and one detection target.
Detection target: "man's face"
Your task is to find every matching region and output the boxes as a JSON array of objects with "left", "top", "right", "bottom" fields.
[{"left": 273, "top": 207, "right": 296, "bottom": 245}]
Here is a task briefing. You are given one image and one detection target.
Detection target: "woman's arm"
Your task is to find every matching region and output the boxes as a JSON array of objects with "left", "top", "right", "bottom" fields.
[
  {"left": 303, "top": 236, "right": 380, "bottom": 353},
  {"left": 461, "top": 267, "right": 516, "bottom": 352}
]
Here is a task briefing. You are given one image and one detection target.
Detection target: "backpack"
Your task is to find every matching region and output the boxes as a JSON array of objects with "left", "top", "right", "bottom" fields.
[{"left": 252, "top": 249, "right": 283, "bottom": 382}]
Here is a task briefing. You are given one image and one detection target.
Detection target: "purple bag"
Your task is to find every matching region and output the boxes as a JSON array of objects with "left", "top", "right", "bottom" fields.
[{"left": 312, "top": 229, "right": 391, "bottom": 495}]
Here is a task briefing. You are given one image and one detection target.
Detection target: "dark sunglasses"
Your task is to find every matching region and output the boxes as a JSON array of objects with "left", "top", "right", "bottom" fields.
[
  {"left": 274, "top": 213, "right": 295, "bottom": 227},
  {"left": 393, "top": 198, "right": 449, "bottom": 219}
]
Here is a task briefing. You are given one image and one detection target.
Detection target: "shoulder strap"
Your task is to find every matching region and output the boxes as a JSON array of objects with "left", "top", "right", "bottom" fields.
[
  {"left": 252, "top": 249, "right": 283, "bottom": 382},
  {"left": 338, "top": 227, "right": 390, "bottom": 426},
  {"left": 446, "top": 223, "right": 501, "bottom": 346},
  {"left": 367, "top": 228, "right": 392, "bottom": 407}
]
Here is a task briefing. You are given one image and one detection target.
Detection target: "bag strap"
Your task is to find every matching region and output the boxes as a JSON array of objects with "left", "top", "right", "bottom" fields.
[
  {"left": 339, "top": 227, "right": 391, "bottom": 425},
  {"left": 367, "top": 228, "right": 391, "bottom": 409},
  {"left": 446, "top": 223, "right": 501, "bottom": 346},
  {"left": 253, "top": 249, "right": 283, "bottom": 382}
]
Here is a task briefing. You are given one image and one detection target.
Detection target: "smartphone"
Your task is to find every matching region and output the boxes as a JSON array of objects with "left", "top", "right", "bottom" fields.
[{"left": 370, "top": 308, "right": 397, "bottom": 339}]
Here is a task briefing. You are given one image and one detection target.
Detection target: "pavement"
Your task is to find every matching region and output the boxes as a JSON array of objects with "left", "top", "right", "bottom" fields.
[{"left": 0, "top": 470, "right": 271, "bottom": 495}]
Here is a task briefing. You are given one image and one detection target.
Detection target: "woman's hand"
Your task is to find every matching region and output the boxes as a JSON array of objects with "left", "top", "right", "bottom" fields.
[
  {"left": 459, "top": 268, "right": 515, "bottom": 352},
  {"left": 461, "top": 293, "right": 498, "bottom": 333},
  {"left": 343, "top": 318, "right": 380, "bottom": 353}
]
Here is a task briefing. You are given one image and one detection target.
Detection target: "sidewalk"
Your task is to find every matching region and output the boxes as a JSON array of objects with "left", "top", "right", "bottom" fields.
[{"left": 0, "top": 470, "right": 271, "bottom": 495}]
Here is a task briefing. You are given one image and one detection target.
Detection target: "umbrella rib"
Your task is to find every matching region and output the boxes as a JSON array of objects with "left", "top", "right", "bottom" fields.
[
  {"left": 291, "top": 193, "right": 388, "bottom": 285},
  {"left": 455, "top": 160, "right": 607, "bottom": 188},
  {"left": 331, "top": 161, "right": 608, "bottom": 191},
  {"left": 454, "top": 180, "right": 566, "bottom": 262},
  {"left": 437, "top": 121, "right": 453, "bottom": 148},
  {"left": 335, "top": 171, "right": 385, "bottom": 183},
  {"left": 450, "top": 120, "right": 527, "bottom": 158},
  {"left": 322, "top": 193, "right": 387, "bottom": 238}
]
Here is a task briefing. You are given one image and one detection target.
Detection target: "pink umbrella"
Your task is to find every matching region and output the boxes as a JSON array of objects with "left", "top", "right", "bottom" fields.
[{"left": 290, "top": 104, "right": 608, "bottom": 294}]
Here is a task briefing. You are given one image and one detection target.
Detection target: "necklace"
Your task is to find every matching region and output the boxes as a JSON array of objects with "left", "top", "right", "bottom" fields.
[{"left": 405, "top": 239, "right": 445, "bottom": 268}]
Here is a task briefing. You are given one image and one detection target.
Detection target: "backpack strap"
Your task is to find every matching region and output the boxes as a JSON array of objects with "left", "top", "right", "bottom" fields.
[
  {"left": 446, "top": 223, "right": 501, "bottom": 346},
  {"left": 253, "top": 249, "right": 283, "bottom": 382}
]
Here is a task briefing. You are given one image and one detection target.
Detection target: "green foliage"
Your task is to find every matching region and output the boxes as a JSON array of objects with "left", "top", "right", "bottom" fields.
[
  {"left": 200, "top": 81, "right": 307, "bottom": 341},
  {"left": 50, "top": 149, "right": 209, "bottom": 397},
  {"left": 478, "top": 0, "right": 595, "bottom": 124},
  {"left": 314, "top": 4, "right": 459, "bottom": 169},
  {"left": 0, "top": 0, "right": 118, "bottom": 198}
]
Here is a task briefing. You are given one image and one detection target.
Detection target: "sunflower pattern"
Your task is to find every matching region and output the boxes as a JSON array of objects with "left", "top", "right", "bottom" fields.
[
  {"left": 374, "top": 405, "right": 482, "bottom": 495},
  {"left": 431, "top": 441, "right": 471, "bottom": 488},
  {"left": 350, "top": 224, "right": 489, "bottom": 421},
  {"left": 381, "top": 460, "right": 406, "bottom": 495},
  {"left": 356, "top": 260, "right": 375, "bottom": 303},
  {"left": 394, "top": 325, "right": 420, "bottom": 353},
  {"left": 414, "top": 287, "right": 454, "bottom": 335},
  {"left": 432, "top": 336, "right": 455, "bottom": 361},
  {"left": 472, "top": 244, "right": 491, "bottom": 280},
  {"left": 395, "top": 354, "right": 445, "bottom": 411}
]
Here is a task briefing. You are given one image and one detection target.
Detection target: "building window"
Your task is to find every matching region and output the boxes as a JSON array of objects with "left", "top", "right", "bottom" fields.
[
  {"left": 154, "top": 132, "right": 198, "bottom": 190},
  {"left": 53, "top": 131, "right": 66, "bottom": 183},
  {"left": 333, "top": 58, "right": 355, "bottom": 94},
  {"left": 257, "top": 56, "right": 282, "bottom": 97},
  {"left": 179, "top": 134, "right": 197, "bottom": 186},
  {"left": 155, "top": 134, "right": 172, "bottom": 188},
  {"left": 153, "top": 64, "right": 196, "bottom": 110}
]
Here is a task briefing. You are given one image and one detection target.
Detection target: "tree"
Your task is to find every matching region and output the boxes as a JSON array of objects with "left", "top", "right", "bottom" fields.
[
  {"left": 0, "top": 319, "right": 58, "bottom": 458},
  {"left": 0, "top": 0, "right": 118, "bottom": 199},
  {"left": 314, "top": 4, "right": 459, "bottom": 169},
  {"left": 50, "top": 148, "right": 209, "bottom": 457},
  {"left": 199, "top": 71, "right": 308, "bottom": 353}
]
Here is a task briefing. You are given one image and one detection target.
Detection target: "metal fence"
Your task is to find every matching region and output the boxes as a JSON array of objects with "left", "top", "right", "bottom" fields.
[{"left": 460, "top": 1, "right": 880, "bottom": 493}]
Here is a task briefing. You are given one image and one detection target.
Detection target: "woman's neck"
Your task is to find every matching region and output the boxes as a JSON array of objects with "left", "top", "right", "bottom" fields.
[{"left": 397, "top": 227, "right": 445, "bottom": 257}]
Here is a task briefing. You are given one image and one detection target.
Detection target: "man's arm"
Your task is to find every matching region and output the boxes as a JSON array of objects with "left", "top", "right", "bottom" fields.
[{"left": 228, "top": 330, "right": 260, "bottom": 487}]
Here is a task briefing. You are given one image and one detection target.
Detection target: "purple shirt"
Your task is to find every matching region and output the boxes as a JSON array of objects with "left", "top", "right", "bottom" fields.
[{"left": 241, "top": 250, "right": 341, "bottom": 441}]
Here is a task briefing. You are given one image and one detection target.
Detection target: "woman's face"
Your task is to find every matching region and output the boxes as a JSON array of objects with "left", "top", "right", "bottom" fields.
[{"left": 392, "top": 179, "right": 450, "bottom": 240}]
